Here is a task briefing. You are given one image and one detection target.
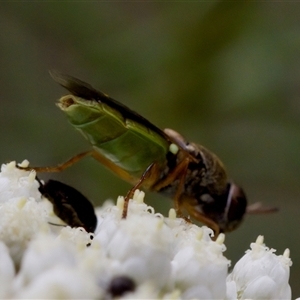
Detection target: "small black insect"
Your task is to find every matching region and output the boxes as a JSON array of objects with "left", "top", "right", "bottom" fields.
[{"left": 38, "top": 179, "right": 97, "bottom": 233}]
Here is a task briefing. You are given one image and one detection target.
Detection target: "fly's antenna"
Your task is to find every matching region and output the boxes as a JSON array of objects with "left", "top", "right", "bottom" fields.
[{"left": 247, "top": 202, "right": 279, "bottom": 214}]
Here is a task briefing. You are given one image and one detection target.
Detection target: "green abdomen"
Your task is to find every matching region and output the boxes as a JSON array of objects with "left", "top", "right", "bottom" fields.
[{"left": 61, "top": 96, "right": 170, "bottom": 178}]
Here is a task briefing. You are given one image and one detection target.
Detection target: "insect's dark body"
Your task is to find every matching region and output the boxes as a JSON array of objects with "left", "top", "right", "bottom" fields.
[{"left": 39, "top": 179, "right": 97, "bottom": 233}]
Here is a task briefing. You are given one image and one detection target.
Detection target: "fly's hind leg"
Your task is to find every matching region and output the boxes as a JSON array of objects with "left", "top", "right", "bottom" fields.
[{"left": 17, "top": 150, "right": 94, "bottom": 173}]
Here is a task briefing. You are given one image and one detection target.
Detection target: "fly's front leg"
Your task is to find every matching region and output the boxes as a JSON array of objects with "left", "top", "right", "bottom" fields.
[
  {"left": 179, "top": 196, "right": 221, "bottom": 239},
  {"left": 184, "top": 203, "right": 220, "bottom": 239},
  {"left": 122, "top": 163, "right": 155, "bottom": 219},
  {"left": 17, "top": 150, "right": 94, "bottom": 172}
]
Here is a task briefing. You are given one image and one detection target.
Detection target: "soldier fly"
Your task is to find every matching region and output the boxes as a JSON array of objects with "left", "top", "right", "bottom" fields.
[{"left": 20, "top": 72, "right": 276, "bottom": 236}]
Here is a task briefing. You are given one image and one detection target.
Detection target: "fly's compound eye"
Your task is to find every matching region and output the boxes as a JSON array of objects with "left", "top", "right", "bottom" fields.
[{"left": 224, "top": 183, "right": 247, "bottom": 232}]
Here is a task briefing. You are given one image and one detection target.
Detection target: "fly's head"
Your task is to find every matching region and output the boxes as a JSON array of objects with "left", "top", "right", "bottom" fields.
[{"left": 181, "top": 182, "right": 247, "bottom": 235}]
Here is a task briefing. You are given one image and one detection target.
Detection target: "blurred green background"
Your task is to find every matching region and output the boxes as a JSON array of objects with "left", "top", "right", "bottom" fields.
[{"left": 1, "top": 2, "right": 299, "bottom": 296}]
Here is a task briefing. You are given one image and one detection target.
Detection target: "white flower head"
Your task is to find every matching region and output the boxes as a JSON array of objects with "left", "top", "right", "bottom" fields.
[
  {"left": 0, "top": 162, "right": 51, "bottom": 265},
  {"left": 0, "top": 161, "right": 295, "bottom": 299},
  {"left": 0, "top": 197, "right": 51, "bottom": 265},
  {"left": 171, "top": 230, "right": 229, "bottom": 299},
  {"left": 95, "top": 190, "right": 173, "bottom": 289},
  {"left": 227, "top": 235, "right": 292, "bottom": 299},
  {"left": 0, "top": 161, "right": 40, "bottom": 202}
]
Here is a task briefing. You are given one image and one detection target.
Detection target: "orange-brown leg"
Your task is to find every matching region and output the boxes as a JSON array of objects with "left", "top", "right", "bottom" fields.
[
  {"left": 186, "top": 207, "right": 220, "bottom": 239},
  {"left": 152, "top": 157, "right": 191, "bottom": 220},
  {"left": 122, "top": 163, "right": 155, "bottom": 219},
  {"left": 17, "top": 150, "right": 94, "bottom": 172}
]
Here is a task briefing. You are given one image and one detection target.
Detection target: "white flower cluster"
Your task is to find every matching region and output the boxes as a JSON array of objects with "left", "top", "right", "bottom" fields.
[{"left": 0, "top": 161, "right": 293, "bottom": 299}]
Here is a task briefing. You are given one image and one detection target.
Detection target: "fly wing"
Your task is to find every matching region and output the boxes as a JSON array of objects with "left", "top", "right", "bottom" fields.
[{"left": 50, "top": 71, "right": 171, "bottom": 143}]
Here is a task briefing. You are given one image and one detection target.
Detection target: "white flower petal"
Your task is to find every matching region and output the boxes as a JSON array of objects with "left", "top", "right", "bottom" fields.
[
  {"left": 226, "top": 280, "right": 237, "bottom": 300},
  {"left": 0, "top": 197, "right": 50, "bottom": 264},
  {"left": 15, "top": 266, "right": 102, "bottom": 299},
  {"left": 0, "top": 241, "right": 15, "bottom": 297},
  {"left": 0, "top": 162, "right": 40, "bottom": 202}
]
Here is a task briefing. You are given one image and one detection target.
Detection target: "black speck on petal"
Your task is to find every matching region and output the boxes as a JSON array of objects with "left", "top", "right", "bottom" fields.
[{"left": 107, "top": 276, "right": 135, "bottom": 297}]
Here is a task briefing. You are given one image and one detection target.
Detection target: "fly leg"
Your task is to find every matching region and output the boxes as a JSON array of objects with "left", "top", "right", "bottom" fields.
[
  {"left": 152, "top": 157, "right": 191, "bottom": 221},
  {"left": 181, "top": 202, "right": 220, "bottom": 239},
  {"left": 17, "top": 150, "right": 94, "bottom": 172},
  {"left": 122, "top": 163, "right": 155, "bottom": 219}
]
